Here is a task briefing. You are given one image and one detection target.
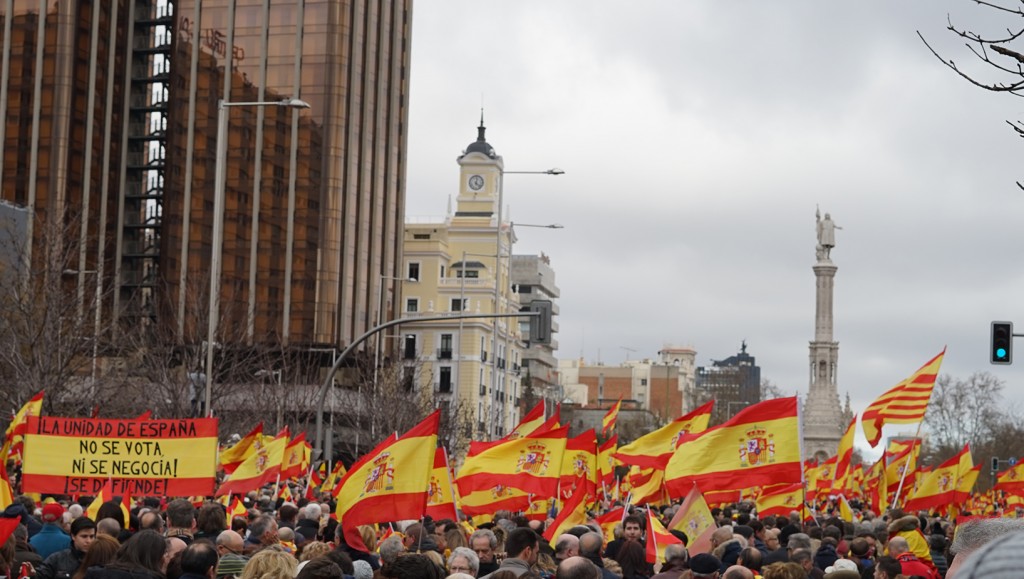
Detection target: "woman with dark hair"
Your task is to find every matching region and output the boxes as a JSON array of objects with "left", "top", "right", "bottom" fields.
[
  {"left": 614, "top": 540, "right": 651, "bottom": 579},
  {"left": 84, "top": 530, "right": 168, "bottom": 579},
  {"left": 193, "top": 504, "right": 227, "bottom": 542},
  {"left": 72, "top": 535, "right": 120, "bottom": 579}
]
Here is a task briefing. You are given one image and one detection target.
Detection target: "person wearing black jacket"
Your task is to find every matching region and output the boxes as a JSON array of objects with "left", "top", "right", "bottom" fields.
[
  {"left": 83, "top": 530, "right": 167, "bottom": 579},
  {"left": 36, "top": 518, "right": 96, "bottom": 579},
  {"left": 579, "top": 532, "right": 618, "bottom": 579}
]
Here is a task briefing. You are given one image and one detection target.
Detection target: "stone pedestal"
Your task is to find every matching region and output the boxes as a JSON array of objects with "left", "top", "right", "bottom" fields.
[{"left": 803, "top": 261, "right": 844, "bottom": 461}]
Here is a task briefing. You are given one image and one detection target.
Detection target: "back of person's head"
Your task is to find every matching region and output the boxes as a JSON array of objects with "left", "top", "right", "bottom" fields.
[
  {"left": 321, "top": 549, "right": 354, "bottom": 575},
  {"left": 113, "top": 529, "right": 167, "bottom": 573},
  {"left": 278, "top": 503, "right": 298, "bottom": 523},
  {"left": 739, "top": 546, "right": 762, "bottom": 571},
  {"left": 950, "top": 518, "right": 1024, "bottom": 559},
  {"left": 849, "top": 537, "right": 869, "bottom": 558},
  {"left": 181, "top": 542, "right": 219, "bottom": 576},
  {"left": 294, "top": 557, "right": 342, "bottom": 579},
  {"left": 381, "top": 553, "right": 444, "bottom": 579},
  {"left": 351, "top": 560, "right": 372, "bottom": 579},
  {"left": 505, "top": 527, "right": 538, "bottom": 559},
  {"left": 787, "top": 532, "right": 811, "bottom": 550},
  {"left": 378, "top": 536, "right": 406, "bottom": 567},
  {"left": 789, "top": 548, "right": 812, "bottom": 566},
  {"left": 555, "top": 556, "right": 600, "bottom": 579},
  {"left": 953, "top": 529, "right": 1024, "bottom": 579},
  {"left": 94, "top": 502, "right": 125, "bottom": 530},
  {"left": 239, "top": 549, "right": 297, "bottom": 579},
  {"left": 578, "top": 532, "right": 603, "bottom": 558},
  {"left": 874, "top": 556, "right": 901, "bottom": 579},
  {"left": 301, "top": 503, "right": 322, "bottom": 521},
  {"left": 166, "top": 499, "right": 197, "bottom": 529},
  {"left": 197, "top": 503, "right": 227, "bottom": 535},
  {"left": 96, "top": 518, "right": 121, "bottom": 538},
  {"left": 663, "top": 543, "right": 688, "bottom": 565},
  {"left": 72, "top": 533, "right": 120, "bottom": 579},
  {"left": 823, "top": 525, "right": 842, "bottom": 541},
  {"left": 613, "top": 539, "right": 648, "bottom": 577}
]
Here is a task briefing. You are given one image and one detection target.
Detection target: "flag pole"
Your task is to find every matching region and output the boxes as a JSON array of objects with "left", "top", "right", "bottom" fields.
[{"left": 891, "top": 422, "right": 923, "bottom": 510}]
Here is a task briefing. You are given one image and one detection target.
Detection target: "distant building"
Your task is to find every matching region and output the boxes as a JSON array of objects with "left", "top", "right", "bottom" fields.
[
  {"left": 695, "top": 342, "right": 761, "bottom": 424},
  {"left": 511, "top": 254, "right": 561, "bottom": 407}
]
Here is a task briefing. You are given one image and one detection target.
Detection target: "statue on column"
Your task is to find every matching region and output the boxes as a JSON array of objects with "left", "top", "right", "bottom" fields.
[{"left": 816, "top": 207, "right": 842, "bottom": 260}]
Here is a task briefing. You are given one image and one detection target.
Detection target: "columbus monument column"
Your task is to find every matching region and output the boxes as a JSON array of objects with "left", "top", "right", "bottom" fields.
[{"left": 803, "top": 209, "right": 846, "bottom": 461}]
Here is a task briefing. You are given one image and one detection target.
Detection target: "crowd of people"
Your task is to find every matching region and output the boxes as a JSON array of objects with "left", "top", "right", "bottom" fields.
[{"left": 2, "top": 492, "right": 1024, "bottom": 579}]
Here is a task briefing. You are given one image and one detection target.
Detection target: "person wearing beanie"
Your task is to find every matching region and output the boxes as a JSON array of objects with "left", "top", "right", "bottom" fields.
[{"left": 30, "top": 504, "right": 70, "bottom": 559}]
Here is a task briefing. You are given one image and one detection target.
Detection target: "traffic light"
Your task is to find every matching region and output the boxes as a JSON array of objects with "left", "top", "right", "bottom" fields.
[
  {"left": 528, "top": 300, "right": 553, "bottom": 345},
  {"left": 991, "top": 321, "right": 1013, "bottom": 365},
  {"left": 993, "top": 456, "right": 1001, "bottom": 473}
]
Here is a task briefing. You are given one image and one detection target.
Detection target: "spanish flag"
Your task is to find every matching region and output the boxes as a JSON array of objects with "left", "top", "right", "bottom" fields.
[
  {"left": 903, "top": 444, "right": 973, "bottom": 512},
  {"left": 831, "top": 417, "right": 857, "bottom": 494},
  {"left": 813, "top": 455, "right": 838, "bottom": 491},
  {"left": 220, "top": 423, "right": 265, "bottom": 474},
  {"left": 559, "top": 430, "right": 597, "bottom": 501},
  {"left": 465, "top": 406, "right": 561, "bottom": 458},
  {"left": 0, "top": 460, "right": 14, "bottom": 510},
  {"left": 542, "top": 477, "right": 589, "bottom": 548},
  {"left": 615, "top": 400, "right": 713, "bottom": 470},
  {"left": 1, "top": 390, "right": 43, "bottom": 463},
  {"left": 885, "top": 442, "right": 920, "bottom": 494},
  {"left": 594, "top": 507, "right": 624, "bottom": 543},
  {"left": 646, "top": 508, "right": 682, "bottom": 564},
  {"left": 838, "top": 494, "right": 856, "bottom": 522},
  {"left": 629, "top": 468, "right": 668, "bottom": 507},
  {"left": 333, "top": 433, "right": 398, "bottom": 497},
  {"left": 456, "top": 425, "right": 569, "bottom": 498},
  {"left": 668, "top": 483, "right": 715, "bottom": 555},
  {"left": 279, "top": 483, "right": 293, "bottom": 502},
  {"left": 425, "top": 447, "right": 458, "bottom": 522},
  {"left": 217, "top": 427, "right": 289, "bottom": 496},
  {"left": 85, "top": 479, "right": 114, "bottom": 520},
  {"left": 995, "top": 462, "right": 1024, "bottom": 493},
  {"left": 458, "top": 485, "right": 532, "bottom": 516},
  {"left": 664, "top": 397, "right": 801, "bottom": 497},
  {"left": 602, "top": 399, "right": 621, "bottom": 437},
  {"left": 280, "top": 432, "right": 311, "bottom": 479},
  {"left": 755, "top": 483, "right": 806, "bottom": 519},
  {"left": 862, "top": 349, "right": 945, "bottom": 447},
  {"left": 226, "top": 496, "right": 247, "bottom": 526},
  {"left": 506, "top": 402, "right": 546, "bottom": 439},
  {"left": 321, "top": 461, "right": 347, "bottom": 495},
  {"left": 335, "top": 411, "right": 438, "bottom": 552},
  {"left": 597, "top": 435, "right": 618, "bottom": 495}
]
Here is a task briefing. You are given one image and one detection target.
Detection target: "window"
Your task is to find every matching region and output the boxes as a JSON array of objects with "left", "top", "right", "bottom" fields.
[
  {"left": 413, "top": 233, "right": 430, "bottom": 240},
  {"left": 438, "top": 334, "right": 453, "bottom": 359},
  {"left": 407, "top": 262, "right": 420, "bottom": 281},
  {"left": 440, "top": 265, "right": 446, "bottom": 278},
  {"left": 406, "top": 298, "right": 419, "bottom": 313},
  {"left": 641, "top": 378, "right": 647, "bottom": 386},
  {"left": 455, "top": 269, "right": 479, "bottom": 278},
  {"left": 438, "top": 367, "right": 452, "bottom": 393},
  {"left": 451, "top": 298, "right": 466, "bottom": 312},
  {"left": 403, "top": 335, "right": 417, "bottom": 360}
]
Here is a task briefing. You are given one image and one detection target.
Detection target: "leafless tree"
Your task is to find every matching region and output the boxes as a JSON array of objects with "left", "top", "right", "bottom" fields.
[{"left": 923, "top": 372, "right": 1004, "bottom": 463}]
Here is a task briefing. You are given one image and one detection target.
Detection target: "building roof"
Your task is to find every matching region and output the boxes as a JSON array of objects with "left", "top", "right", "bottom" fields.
[{"left": 463, "top": 115, "right": 497, "bottom": 158}]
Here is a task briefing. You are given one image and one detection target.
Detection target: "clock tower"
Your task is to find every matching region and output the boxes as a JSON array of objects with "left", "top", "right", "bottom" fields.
[{"left": 455, "top": 116, "right": 504, "bottom": 218}]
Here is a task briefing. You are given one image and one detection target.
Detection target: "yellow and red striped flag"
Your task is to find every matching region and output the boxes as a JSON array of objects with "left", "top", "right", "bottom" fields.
[
  {"left": 903, "top": 444, "right": 973, "bottom": 512},
  {"left": 542, "top": 477, "right": 589, "bottom": 548},
  {"left": 320, "top": 461, "right": 347, "bottom": 495},
  {"left": 755, "top": 483, "right": 806, "bottom": 519},
  {"left": 220, "top": 423, "right": 265, "bottom": 474},
  {"left": 279, "top": 483, "right": 293, "bottom": 502},
  {"left": 646, "top": 508, "right": 683, "bottom": 564},
  {"left": 456, "top": 426, "right": 569, "bottom": 498},
  {"left": 506, "top": 402, "right": 546, "bottom": 440},
  {"left": 615, "top": 400, "right": 713, "bottom": 470},
  {"left": 594, "top": 507, "right": 624, "bottom": 544},
  {"left": 559, "top": 429, "right": 597, "bottom": 502},
  {"left": 886, "top": 442, "right": 921, "bottom": 494},
  {"left": 458, "top": 485, "right": 533, "bottom": 517},
  {"left": 1, "top": 390, "right": 43, "bottom": 463},
  {"left": 994, "top": 462, "right": 1024, "bottom": 493},
  {"left": 0, "top": 459, "right": 13, "bottom": 511},
  {"left": 226, "top": 496, "right": 247, "bottom": 526},
  {"left": 602, "top": 399, "right": 621, "bottom": 437},
  {"left": 425, "top": 447, "right": 458, "bottom": 522},
  {"left": 629, "top": 467, "right": 668, "bottom": 507},
  {"left": 217, "top": 427, "right": 289, "bottom": 496},
  {"left": 862, "top": 349, "right": 945, "bottom": 447},
  {"left": 597, "top": 435, "right": 618, "bottom": 495},
  {"left": 280, "top": 432, "right": 311, "bottom": 479},
  {"left": 85, "top": 479, "right": 113, "bottom": 520},
  {"left": 664, "top": 397, "right": 802, "bottom": 496},
  {"left": 668, "top": 483, "right": 715, "bottom": 554},
  {"left": 336, "top": 411, "right": 438, "bottom": 551},
  {"left": 831, "top": 417, "right": 857, "bottom": 494}
]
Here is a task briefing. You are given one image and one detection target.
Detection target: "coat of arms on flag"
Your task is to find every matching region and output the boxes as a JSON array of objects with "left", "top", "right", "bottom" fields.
[
  {"left": 516, "top": 443, "right": 552, "bottom": 475},
  {"left": 739, "top": 426, "right": 775, "bottom": 467},
  {"left": 361, "top": 452, "right": 395, "bottom": 496}
]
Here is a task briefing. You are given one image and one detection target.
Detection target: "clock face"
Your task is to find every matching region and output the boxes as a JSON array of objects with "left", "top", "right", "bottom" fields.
[{"left": 468, "top": 174, "right": 485, "bottom": 191}]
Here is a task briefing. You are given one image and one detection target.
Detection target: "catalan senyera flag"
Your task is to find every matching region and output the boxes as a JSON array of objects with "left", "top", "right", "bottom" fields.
[
  {"left": 595, "top": 507, "right": 624, "bottom": 543},
  {"left": 646, "top": 507, "right": 683, "bottom": 564},
  {"left": 85, "top": 478, "right": 114, "bottom": 520},
  {"left": 664, "top": 397, "right": 801, "bottom": 497},
  {"left": 0, "top": 459, "right": 14, "bottom": 511},
  {"left": 832, "top": 417, "right": 857, "bottom": 494},
  {"left": 217, "top": 427, "right": 289, "bottom": 496},
  {"left": 456, "top": 425, "right": 569, "bottom": 498},
  {"left": 559, "top": 430, "right": 597, "bottom": 502},
  {"left": 506, "top": 402, "right": 546, "bottom": 440},
  {"left": 862, "top": 349, "right": 945, "bottom": 447},
  {"left": 903, "top": 444, "right": 974, "bottom": 512},
  {"left": 755, "top": 483, "right": 806, "bottom": 519},
  {"left": 615, "top": 400, "right": 713, "bottom": 470},
  {"left": 226, "top": 496, "right": 247, "bottom": 526},
  {"left": 280, "top": 432, "right": 311, "bottom": 479},
  {"left": 597, "top": 435, "right": 618, "bottom": 495},
  {"left": 426, "top": 447, "right": 458, "bottom": 522},
  {"left": 602, "top": 399, "right": 622, "bottom": 437},
  {"left": 220, "top": 423, "right": 265, "bottom": 474},
  {"left": 336, "top": 411, "right": 438, "bottom": 551},
  {"left": 1, "top": 390, "right": 43, "bottom": 463},
  {"left": 668, "top": 483, "right": 715, "bottom": 555},
  {"left": 458, "top": 484, "right": 533, "bottom": 516},
  {"left": 543, "top": 477, "right": 589, "bottom": 548}
]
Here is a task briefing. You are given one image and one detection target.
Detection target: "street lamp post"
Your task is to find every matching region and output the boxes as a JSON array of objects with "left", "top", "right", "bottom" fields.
[
  {"left": 488, "top": 168, "right": 563, "bottom": 438},
  {"left": 204, "top": 97, "right": 310, "bottom": 418}
]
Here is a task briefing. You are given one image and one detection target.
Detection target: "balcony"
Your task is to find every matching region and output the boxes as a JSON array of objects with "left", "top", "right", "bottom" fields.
[
  {"left": 436, "top": 349, "right": 453, "bottom": 360},
  {"left": 479, "top": 384, "right": 487, "bottom": 396},
  {"left": 403, "top": 349, "right": 417, "bottom": 361},
  {"left": 497, "top": 358, "right": 506, "bottom": 370},
  {"left": 437, "top": 381, "right": 452, "bottom": 394}
]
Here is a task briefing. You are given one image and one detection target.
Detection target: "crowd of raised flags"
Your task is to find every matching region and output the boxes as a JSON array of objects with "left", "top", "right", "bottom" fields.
[{"left": 3, "top": 346, "right": 1024, "bottom": 577}]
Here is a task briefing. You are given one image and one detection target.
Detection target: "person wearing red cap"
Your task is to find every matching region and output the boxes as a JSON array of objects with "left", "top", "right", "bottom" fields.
[{"left": 30, "top": 503, "right": 70, "bottom": 559}]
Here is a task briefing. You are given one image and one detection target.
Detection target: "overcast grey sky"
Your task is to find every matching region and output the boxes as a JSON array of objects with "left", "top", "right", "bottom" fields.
[{"left": 404, "top": 1, "right": 1024, "bottom": 449}]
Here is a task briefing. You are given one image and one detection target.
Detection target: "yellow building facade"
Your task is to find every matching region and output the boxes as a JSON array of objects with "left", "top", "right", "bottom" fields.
[{"left": 401, "top": 124, "right": 525, "bottom": 439}]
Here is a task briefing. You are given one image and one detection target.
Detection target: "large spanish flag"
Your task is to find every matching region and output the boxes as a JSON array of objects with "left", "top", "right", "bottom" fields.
[
  {"left": 862, "top": 349, "right": 945, "bottom": 447},
  {"left": 597, "top": 435, "right": 618, "bottom": 495},
  {"left": 602, "top": 399, "right": 621, "bottom": 437},
  {"left": 831, "top": 417, "right": 857, "bottom": 494},
  {"left": 426, "top": 447, "right": 458, "bottom": 522},
  {"left": 219, "top": 423, "right": 265, "bottom": 474},
  {"left": 456, "top": 425, "right": 568, "bottom": 498},
  {"left": 335, "top": 411, "right": 438, "bottom": 551},
  {"left": 559, "top": 430, "right": 597, "bottom": 501},
  {"left": 217, "top": 427, "right": 289, "bottom": 496},
  {"left": 542, "top": 477, "right": 589, "bottom": 548},
  {"left": 646, "top": 508, "right": 683, "bottom": 564},
  {"left": 1, "top": 390, "right": 43, "bottom": 463},
  {"left": 995, "top": 462, "right": 1024, "bottom": 493},
  {"left": 668, "top": 483, "right": 715, "bottom": 554},
  {"left": 280, "top": 433, "right": 311, "bottom": 479},
  {"left": 615, "top": 400, "right": 713, "bottom": 470},
  {"left": 755, "top": 483, "right": 806, "bottom": 519},
  {"left": 333, "top": 433, "right": 398, "bottom": 497},
  {"left": 903, "top": 444, "right": 974, "bottom": 512},
  {"left": 457, "top": 484, "right": 532, "bottom": 516},
  {"left": 664, "top": 397, "right": 801, "bottom": 497}
]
